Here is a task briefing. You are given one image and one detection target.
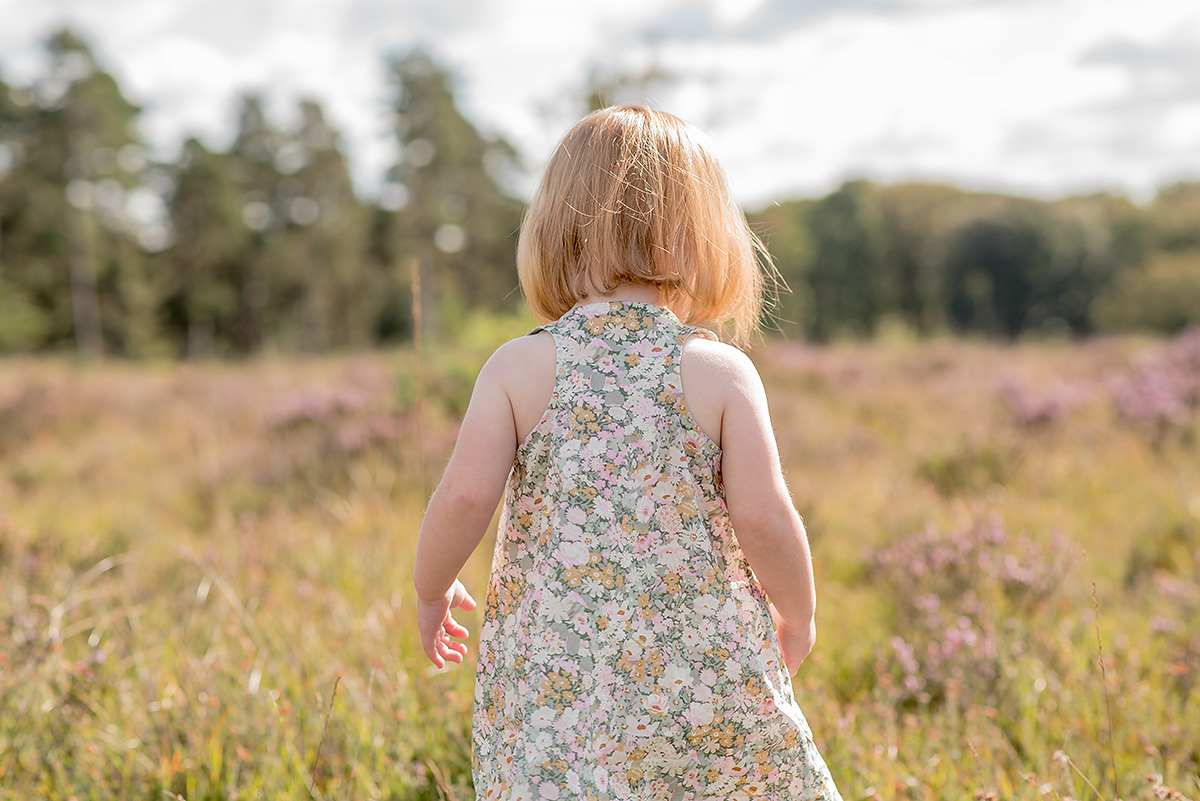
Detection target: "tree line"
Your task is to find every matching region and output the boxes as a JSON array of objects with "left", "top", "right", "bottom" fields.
[
  {"left": 1, "top": 29, "right": 1197, "bottom": 358},
  {"left": 752, "top": 179, "right": 1200, "bottom": 341},
  {"left": 0, "top": 30, "right": 522, "bottom": 358}
]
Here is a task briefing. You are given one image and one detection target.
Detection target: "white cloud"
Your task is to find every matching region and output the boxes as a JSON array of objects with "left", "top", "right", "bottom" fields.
[{"left": 1, "top": 0, "right": 1198, "bottom": 206}]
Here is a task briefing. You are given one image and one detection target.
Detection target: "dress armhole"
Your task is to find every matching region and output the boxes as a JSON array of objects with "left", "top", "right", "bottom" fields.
[{"left": 513, "top": 326, "right": 560, "bottom": 454}]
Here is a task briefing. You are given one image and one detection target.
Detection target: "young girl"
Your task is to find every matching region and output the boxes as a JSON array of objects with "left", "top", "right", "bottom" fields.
[{"left": 414, "top": 105, "right": 842, "bottom": 800}]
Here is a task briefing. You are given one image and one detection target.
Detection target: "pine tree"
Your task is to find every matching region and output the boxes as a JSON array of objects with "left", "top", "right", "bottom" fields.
[
  {"left": 1, "top": 29, "right": 151, "bottom": 356},
  {"left": 384, "top": 50, "right": 523, "bottom": 334}
]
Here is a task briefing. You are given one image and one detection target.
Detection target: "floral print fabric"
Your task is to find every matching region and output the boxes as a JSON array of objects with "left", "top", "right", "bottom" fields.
[{"left": 473, "top": 301, "right": 841, "bottom": 801}]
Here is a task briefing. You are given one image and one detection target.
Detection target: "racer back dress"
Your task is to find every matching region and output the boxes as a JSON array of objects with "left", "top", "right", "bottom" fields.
[{"left": 473, "top": 301, "right": 842, "bottom": 801}]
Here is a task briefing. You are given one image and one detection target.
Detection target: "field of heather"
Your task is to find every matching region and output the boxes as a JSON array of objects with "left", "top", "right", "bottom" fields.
[{"left": 2, "top": 326, "right": 1198, "bottom": 801}]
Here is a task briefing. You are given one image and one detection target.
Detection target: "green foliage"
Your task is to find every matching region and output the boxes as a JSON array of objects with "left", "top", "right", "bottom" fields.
[
  {"left": 384, "top": 50, "right": 525, "bottom": 326},
  {"left": 1148, "top": 182, "right": 1200, "bottom": 253},
  {"left": 0, "top": 280, "right": 50, "bottom": 350},
  {"left": 1093, "top": 249, "right": 1200, "bottom": 334},
  {"left": 805, "top": 180, "right": 888, "bottom": 339},
  {"left": 0, "top": 33, "right": 525, "bottom": 360},
  {"left": 918, "top": 437, "right": 1016, "bottom": 497},
  {"left": 0, "top": 28, "right": 1196, "bottom": 358}
]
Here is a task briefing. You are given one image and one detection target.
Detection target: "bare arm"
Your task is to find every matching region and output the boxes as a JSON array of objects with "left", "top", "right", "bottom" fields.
[
  {"left": 412, "top": 338, "right": 542, "bottom": 667},
  {"left": 683, "top": 340, "right": 818, "bottom": 674}
]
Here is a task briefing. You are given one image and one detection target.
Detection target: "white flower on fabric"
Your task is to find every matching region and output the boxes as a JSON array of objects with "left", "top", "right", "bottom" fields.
[
  {"left": 539, "top": 781, "right": 560, "bottom": 800},
  {"left": 530, "top": 707, "right": 556, "bottom": 728},
  {"left": 718, "top": 756, "right": 751, "bottom": 778},
  {"left": 593, "top": 497, "right": 614, "bottom": 519},
  {"left": 593, "top": 731, "right": 617, "bottom": 755},
  {"left": 654, "top": 543, "right": 687, "bottom": 571},
  {"left": 642, "top": 693, "right": 669, "bottom": 716},
  {"left": 565, "top": 771, "right": 582, "bottom": 794},
  {"left": 630, "top": 628, "right": 655, "bottom": 648},
  {"left": 694, "top": 595, "right": 718, "bottom": 616},
  {"left": 533, "top": 629, "right": 565, "bottom": 659},
  {"left": 635, "top": 495, "right": 655, "bottom": 523},
  {"left": 650, "top": 479, "right": 675, "bottom": 505},
  {"left": 556, "top": 540, "right": 590, "bottom": 568},
  {"left": 663, "top": 664, "right": 692, "bottom": 694},
  {"left": 626, "top": 714, "right": 659, "bottom": 737},
  {"left": 632, "top": 465, "right": 659, "bottom": 488},
  {"left": 540, "top": 594, "right": 572, "bottom": 620},
  {"left": 556, "top": 707, "right": 581, "bottom": 730},
  {"left": 683, "top": 702, "right": 714, "bottom": 727},
  {"left": 699, "top": 667, "right": 718, "bottom": 686}
]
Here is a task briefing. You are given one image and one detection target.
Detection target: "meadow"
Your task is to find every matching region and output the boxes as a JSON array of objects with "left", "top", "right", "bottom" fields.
[{"left": 1, "top": 320, "right": 1198, "bottom": 800}]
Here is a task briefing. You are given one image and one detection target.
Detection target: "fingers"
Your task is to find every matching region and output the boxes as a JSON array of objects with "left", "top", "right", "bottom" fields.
[
  {"left": 451, "top": 581, "right": 478, "bottom": 611},
  {"left": 444, "top": 612, "right": 470, "bottom": 640},
  {"left": 423, "top": 635, "right": 445, "bottom": 669},
  {"left": 435, "top": 627, "right": 468, "bottom": 665},
  {"left": 418, "top": 581, "right": 477, "bottom": 668},
  {"left": 423, "top": 627, "right": 469, "bottom": 668},
  {"left": 421, "top": 616, "right": 472, "bottom": 668}
]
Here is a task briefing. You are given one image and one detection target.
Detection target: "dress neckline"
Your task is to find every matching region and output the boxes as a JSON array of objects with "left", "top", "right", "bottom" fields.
[{"left": 566, "top": 299, "right": 681, "bottom": 322}]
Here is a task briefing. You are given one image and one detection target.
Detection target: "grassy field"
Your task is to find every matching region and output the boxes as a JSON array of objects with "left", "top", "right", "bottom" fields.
[{"left": 1, "top": 326, "right": 1198, "bottom": 800}]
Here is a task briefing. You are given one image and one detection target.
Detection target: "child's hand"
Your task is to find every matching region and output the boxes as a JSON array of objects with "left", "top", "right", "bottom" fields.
[
  {"left": 769, "top": 603, "right": 815, "bottom": 676},
  {"left": 417, "top": 579, "right": 478, "bottom": 669}
]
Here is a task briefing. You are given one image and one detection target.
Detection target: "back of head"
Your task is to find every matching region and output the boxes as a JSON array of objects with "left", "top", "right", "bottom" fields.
[{"left": 517, "top": 105, "right": 774, "bottom": 346}]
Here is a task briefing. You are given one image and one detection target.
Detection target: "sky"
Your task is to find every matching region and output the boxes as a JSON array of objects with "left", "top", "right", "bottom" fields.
[{"left": 1, "top": 0, "right": 1199, "bottom": 210}]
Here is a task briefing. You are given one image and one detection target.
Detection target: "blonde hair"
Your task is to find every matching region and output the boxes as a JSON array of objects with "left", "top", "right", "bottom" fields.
[{"left": 517, "top": 105, "right": 776, "bottom": 346}]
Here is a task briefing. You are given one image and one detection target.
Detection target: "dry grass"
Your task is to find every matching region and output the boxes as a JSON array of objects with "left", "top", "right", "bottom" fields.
[{"left": 1, "top": 330, "right": 1197, "bottom": 800}]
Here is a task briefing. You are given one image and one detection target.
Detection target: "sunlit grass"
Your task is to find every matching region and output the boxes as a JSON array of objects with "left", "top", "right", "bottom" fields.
[{"left": 1, "top": 330, "right": 1197, "bottom": 799}]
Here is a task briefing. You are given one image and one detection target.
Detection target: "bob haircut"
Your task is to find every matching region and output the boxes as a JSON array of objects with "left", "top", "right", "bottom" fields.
[{"left": 517, "top": 105, "right": 776, "bottom": 346}]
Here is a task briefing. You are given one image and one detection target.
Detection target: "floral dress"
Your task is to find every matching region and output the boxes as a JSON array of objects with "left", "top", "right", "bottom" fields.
[{"left": 473, "top": 301, "right": 841, "bottom": 801}]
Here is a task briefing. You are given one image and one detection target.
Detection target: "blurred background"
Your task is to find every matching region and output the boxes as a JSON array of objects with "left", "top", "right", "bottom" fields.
[
  {"left": 0, "top": 0, "right": 1198, "bottom": 357},
  {"left": 3, "top": 4, "right": 1200, "bottom": 800}
]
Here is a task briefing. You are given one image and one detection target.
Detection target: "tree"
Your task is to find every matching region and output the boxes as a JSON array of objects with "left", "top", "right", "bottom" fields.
[
  {"left": 750, "top": 199, "right": 815, "bottom": 337},
  {"left": 804, "top": 180, "right": 887, "bottom": 340},
  {"left": 1148, "top": 182, "right": 1200, "bottom": 253},
  {"left": 384, "top": 50, "right": 524, "bottom": 334},
  {"left": 277, "top": 99, "right": 371, "bottom": 351},
  {"left": 0, "top": 74, "right": 52, "bottom": 351},
  {"left": 0, "top": 29, "right": 152, "bottom": 356},
  {"left": 163, "top": 138, "right": 248, "bottom": 357},
  {"left": 941, "top": 202, "right": 1052, "bottom": 339},
  {"left": 876, "top": 183, "right": 967, "bottom": 335},
  {"left": 223, "top": 93, "right": 287, "bottom": 353},
  {"left": 1093, "top": 250, "right": 1200, "bottom": 333}
]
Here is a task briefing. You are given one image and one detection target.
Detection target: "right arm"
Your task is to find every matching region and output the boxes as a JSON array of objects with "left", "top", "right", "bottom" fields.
[
  {"left": 683, "top": 340, "right": 817, "bottom": 674},
  {"left": 412, "top": 333, "right": 554, "bottom": 667}
]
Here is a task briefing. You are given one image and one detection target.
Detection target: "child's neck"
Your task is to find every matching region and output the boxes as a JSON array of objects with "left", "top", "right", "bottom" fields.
[{"left": 575, "top": 284, "right": 665, "bottom": 308}]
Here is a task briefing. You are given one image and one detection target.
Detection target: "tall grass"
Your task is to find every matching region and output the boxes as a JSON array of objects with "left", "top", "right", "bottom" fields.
[{"left": 1, "top": 329, "right": 1197, "bottom": 800}]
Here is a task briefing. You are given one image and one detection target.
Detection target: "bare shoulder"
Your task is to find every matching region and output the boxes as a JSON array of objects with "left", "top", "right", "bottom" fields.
[
  {"left": 680, "top": 337, "right": 766, "bottom": 445},
  {"left": 487, "top": 330, "right": 555, "bottom": 377},
  {"left": 485, "top": 331, "right": 556, "bottom": 442},
  {"left": 681, "top": 336, "right": 764, "bottom": 397}
]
